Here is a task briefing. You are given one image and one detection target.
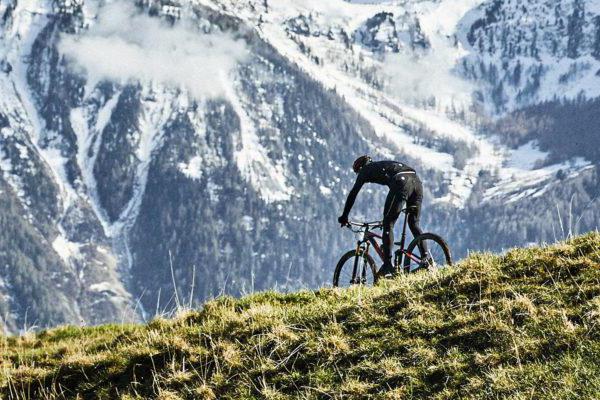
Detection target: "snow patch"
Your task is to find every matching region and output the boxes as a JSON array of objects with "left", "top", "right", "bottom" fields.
[
  {"left": 178, "top": 155, "right": 205, "bottom": 180},
  {"left": 320, "top": 185, "right": 333, "bottom": 197},
  {"left": 417, "top": 0, "right": 485, "bottom": 38},
  {"left": 588, "top": 0, "right": 600, "bottom": 14},
  {"left": 484, "top": 158, "right": 593, "bottom": 204},
  {"left": 506, "top": 141, "right": 548, "bottom": 170},
  {"left": 225, "top": 80, "right": 293, "bottom": 203},
  {"left": 52, "top": 234, "right": 82, "bottom": 263},
  {"left": 89, "top": 281, "right": 119, "bottom": 294},
  {"left": 71, "top": 92, "right": 121, "bottom": 234}
]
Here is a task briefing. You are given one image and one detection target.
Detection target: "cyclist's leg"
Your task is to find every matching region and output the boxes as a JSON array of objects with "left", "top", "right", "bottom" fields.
[
  {"left": 382, "top": 189, "right": 403, "bottom": 273},
  {"left": 407, "top": 176, "right": 428, "bottom": 257}
]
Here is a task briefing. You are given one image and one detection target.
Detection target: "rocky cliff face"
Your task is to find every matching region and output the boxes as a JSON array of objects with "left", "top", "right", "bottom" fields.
[{"left": 0, "top": 0, "right": 598, "bottom": 333}]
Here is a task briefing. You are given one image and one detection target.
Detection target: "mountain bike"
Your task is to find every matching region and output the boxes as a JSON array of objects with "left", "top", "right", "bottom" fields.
[{"left": 333, "top": 208, "right": 452, "bottom": 287}]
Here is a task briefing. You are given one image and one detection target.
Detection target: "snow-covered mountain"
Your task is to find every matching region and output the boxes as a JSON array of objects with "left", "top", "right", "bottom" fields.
[
  {"left": 463, "top": 0, "right": 600, "bottom": 112},
  {"left": 0, "top": 0, "right": 598, "bottom": 333}
]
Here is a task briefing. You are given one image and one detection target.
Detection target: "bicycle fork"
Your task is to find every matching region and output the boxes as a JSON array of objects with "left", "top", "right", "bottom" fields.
[{"left": 351, "top": 240, "right": 370, "bottom": 284}]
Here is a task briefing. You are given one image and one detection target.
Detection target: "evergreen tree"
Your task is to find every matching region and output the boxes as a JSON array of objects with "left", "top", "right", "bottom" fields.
[
  {"left": 566, "top": 0, "right": 585, "bottom": 59},
  {"left": 592, "top": 16, "right": 600, "bottom": 60}
]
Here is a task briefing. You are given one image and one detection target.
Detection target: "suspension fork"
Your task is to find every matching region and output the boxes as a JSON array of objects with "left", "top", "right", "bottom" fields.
[
  {"left": 361, "top": 241, "right": 371, "bottom": 282},
  {"left": 351, "top": 239, "right": 370, "bottom": 284},
  {"left": 351, "top": 240, "right": 362, "bottom": 283}
]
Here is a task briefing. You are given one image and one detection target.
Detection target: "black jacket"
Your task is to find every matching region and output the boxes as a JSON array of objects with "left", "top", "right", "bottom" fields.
[{"left": 341, "top": 161, "right": 415, "bottom": 218}]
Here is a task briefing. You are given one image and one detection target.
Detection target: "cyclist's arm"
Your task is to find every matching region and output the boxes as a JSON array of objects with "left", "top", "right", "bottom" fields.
[{"left": 341, "top": 178, "right": 364, "bottom": 218}]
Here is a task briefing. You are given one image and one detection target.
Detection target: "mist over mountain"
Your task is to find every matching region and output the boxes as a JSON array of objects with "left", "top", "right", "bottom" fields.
[{"left": 0, "top": 0, "right": 598, "bottom": 333}]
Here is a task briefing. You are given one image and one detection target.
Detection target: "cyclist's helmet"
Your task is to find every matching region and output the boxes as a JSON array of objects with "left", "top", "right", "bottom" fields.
[{"left": 352, "top": 155, "right": 371, "bottom": 173}]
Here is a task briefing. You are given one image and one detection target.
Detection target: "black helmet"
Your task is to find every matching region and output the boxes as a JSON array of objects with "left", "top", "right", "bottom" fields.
[{"left": 353, "top": 155, "right": 371, "bottom": 173}]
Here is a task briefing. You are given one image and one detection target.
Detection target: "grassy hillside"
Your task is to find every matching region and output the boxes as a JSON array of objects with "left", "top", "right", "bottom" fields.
[{"left": 2, "top": 233, "right": 600, "bottom": 399}]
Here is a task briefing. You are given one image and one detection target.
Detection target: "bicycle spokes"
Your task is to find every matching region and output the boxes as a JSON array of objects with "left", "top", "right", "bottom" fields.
[
  {"left": 342, "top": 254, "right": 371, "bottom": 286},
  {"left": 405, "top": 237, "right": 450, "bottom": 272}
]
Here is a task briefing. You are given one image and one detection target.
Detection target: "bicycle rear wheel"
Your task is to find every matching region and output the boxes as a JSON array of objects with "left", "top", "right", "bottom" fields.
[
  {"left": 333, "top": 250, "right": 378, "bottom": 287},
  {"left": 402, "top": 233, "right": 452, "bottom": 273}
]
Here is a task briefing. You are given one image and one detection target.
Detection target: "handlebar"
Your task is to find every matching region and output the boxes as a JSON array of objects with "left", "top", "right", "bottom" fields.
[
  {"left": 348, "top": 220, "right": 382, "bottom": 227},
  {"left": 345, "top": 220, "right": 383, "bottom": 233}
]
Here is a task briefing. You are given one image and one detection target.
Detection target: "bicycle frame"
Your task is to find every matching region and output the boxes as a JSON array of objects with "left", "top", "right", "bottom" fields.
[
  {"left": 354, "top": 228, "right": 384, "bottom": 260},
  {"left": 349, "top": 208, "right": 423, "bottom": 271},
  {"left": 338, "top": 209, "right": 451, "bottom": 287}
]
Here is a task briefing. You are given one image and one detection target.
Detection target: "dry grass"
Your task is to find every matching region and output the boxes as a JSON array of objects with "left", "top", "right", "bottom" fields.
[{"left": 2, "top": 233, "right": 600, "bottom": 399}]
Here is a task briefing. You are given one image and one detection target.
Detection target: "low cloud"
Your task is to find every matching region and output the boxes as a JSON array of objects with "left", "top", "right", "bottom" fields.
[
  {"left": 59, "top": 2, "right": 249, "bottom": 99},
  {"left": 382, "top": 46, "right": 474, "bottom": 106}
]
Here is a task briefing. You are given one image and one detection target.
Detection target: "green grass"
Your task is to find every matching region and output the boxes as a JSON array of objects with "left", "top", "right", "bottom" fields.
[{"left": 2, "top": 233, "right": 600, "bottom": 399}]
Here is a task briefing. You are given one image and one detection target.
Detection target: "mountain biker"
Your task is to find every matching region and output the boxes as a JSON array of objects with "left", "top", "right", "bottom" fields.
[{"left": 338, "top": 155, "right": 428, "bottom": 278}]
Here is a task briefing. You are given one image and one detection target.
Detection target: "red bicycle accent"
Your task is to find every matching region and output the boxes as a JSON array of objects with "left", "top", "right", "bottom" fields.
[
  {"left": 404, "top": 252, "right": 421, "bottom": 263},
  {"left": 365, "top": 231, "right": 385, "bottom": 260}
]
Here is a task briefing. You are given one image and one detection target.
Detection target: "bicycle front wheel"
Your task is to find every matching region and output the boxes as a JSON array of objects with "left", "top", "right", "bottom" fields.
[
  {"left": 403, "top": 233, "right": 452, "bottom": 273},
  {"left": 333, "top": 250, "right": 378, "bottom": 287}
]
